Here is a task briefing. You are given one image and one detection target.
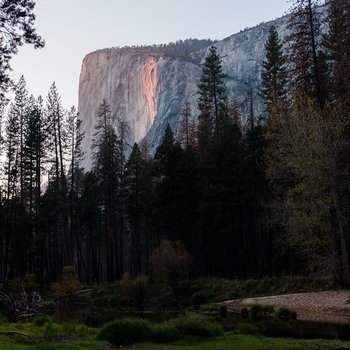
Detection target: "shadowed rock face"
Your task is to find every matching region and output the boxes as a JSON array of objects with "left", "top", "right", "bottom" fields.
[{"left": 78, "top": 6, "right": 327, "bottom": 169}]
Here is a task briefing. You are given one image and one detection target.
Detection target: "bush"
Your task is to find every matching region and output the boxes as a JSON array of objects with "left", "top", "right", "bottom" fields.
[
  {"left": 241, "top": 308, "right": 249, "bottom": 319},
  {"left": 23, "top": 273, "right": 40, "bottom": 291},
  {"left": 7, "top": 277, "right": 23, "bottom": 292},
  {"left": 61, "top": 323, "right": 77, "bottom": 335},
  {"left": 43, "top": 320, "right": 58, "bottom": 340},
  {"left": 250, "top": 304, "right": 264, "bottom": 320},
  {"left": 219, "top": 305, "right": 227, "bottom": 318},
  {"left": 236, "top": 322, "right": 258, "bottom": 335},
  {"left": 51, "top": 265, "right": 81, "bottom": 298},
  {"left": 276, "top": 307, "right": 297, "bottom": 320},
  {"left": 171, "top": 313, "right": 223, "bottom": 337},
  {"left": 33, "top": 314, "right": 52, "bottom": 327},
  {"left": 250, "top": 304, "right": 274, "bottom": 320},
  {"left": 97, "top": 318, "right": 153, "bottom": 345},
  {"left": 151, "top": 323, "right": 181, "bottom": 342},
  {"left": 191, "top": 290, "right": 212, "bottom": 305},
  {"left": 0, "top": 312, "right": 7, "bottom": 324},
  {"left": 119, "top": 273, "right": 149, "bottom": 310}
]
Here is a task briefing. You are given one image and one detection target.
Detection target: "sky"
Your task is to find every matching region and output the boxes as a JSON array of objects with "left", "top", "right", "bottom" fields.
[{"left": 10, "top": 0, "right": 291, "bottom": 110}]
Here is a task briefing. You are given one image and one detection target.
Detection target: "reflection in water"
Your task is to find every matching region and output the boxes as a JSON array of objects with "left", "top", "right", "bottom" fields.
[{"left": 53, "top": 306, "right": 178, "bottom": 327}]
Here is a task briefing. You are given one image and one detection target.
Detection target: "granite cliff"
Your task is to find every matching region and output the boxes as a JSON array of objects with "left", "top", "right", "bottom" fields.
[{"left": 78, "top": 6, "right": 326, "bottom": 169}]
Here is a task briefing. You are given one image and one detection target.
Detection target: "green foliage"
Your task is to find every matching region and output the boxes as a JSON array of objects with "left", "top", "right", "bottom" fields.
[
  {"left": 276, "top": 308, "right": 297, "bottom": 320},
  {"left": 23, "top": 273, "right": 40, "bottom": 291},
  {"left": 250, "top": 305, "right": 265, "bottom": 320},
  {"left": 33, "top": 314, "right": 52, "bottom": 327},
  {"left": 241, "top": 308, "right": 249, "bottom": 319},
  {"left": 97, "top": 318, "right": 153, "bottom": 345},
  {"left": 7, "top": 277, "right": 24, "bottom": 292},
  {"left": 261, "top": 25, "right": 287, "bottom": 114},
  {"left": 236, "top": 322, "right": 259, "bottom": 335},
  {"left": 0, "top": 313, "right": 8, "bottom": 324},
  {"left": 43, "top": 320, "right": 58, "bottom": 340},
  {"left": 171, "top": 313, "right": 223, "bottom": 338},
  {"left": 219, "top": 305, "right": 227, "bottom": 318},
  {"left": 151, "top": 323, "right": 181, "bottom": 343},
  {"left": 191, "top": 290, "right": 212, "bottom": 305}
]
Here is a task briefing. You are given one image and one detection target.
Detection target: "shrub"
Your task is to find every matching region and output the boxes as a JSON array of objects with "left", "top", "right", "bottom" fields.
[
  {"left": 61, "top": 323, "right": 77, "bottom": 335},
  {"left": 0, "top": 312, "right": 8, "bottom": 324},
  {"left": 97, "top": 318, "right": 153, "bottom": 345},
  {"left": 219, "top": 305, "right": 227, "bottom": 318},
  {"left": 51, "top": 266, "right": 81, "bottom": 298},
  {"left": 119, "top": 273, "right": 149, "bottom": 310},
  {"left": 7, "top": 277, "right": 23, "bottom": 292},
  {"left": 250, "top": 304, "right": 264, "bottom": 320},
  {"left": 172, "top": 313, "right": 223, "bottom": 337},
  {"left": 276, "top": 307, "right": 297, "bottom": 320},
  {"left": 33, "top": 314, "right": 52, "bottom": 327},
  {"left": 23, "top": 273, "right": 40, "bottom": 291},
  {"left": 151, "top": 323, "right": 181, "bottom": 342},
  {"left": 191, "top": 290, "right": 212, "bottom": 305},
  {"left": 241, "top": 308, "right": 249, "bottom": 319},
  {"left": 43, "top": 320, "right": 58, "bottom": 340},
  {"left": 150, "top": 240, "right": 191, "bottom": 303},
  {"left": 250, "top": 304, "right": 274, "bottom": 320},
  {"left": 236, "top": 322, "right": 258, "bottom": 335}
]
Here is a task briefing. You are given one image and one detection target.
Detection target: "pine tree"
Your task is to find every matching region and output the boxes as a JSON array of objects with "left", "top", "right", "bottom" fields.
[
  {"left": 11, "top": 76, "right": 29, "bottom": 210},
  {"left": 92, "top": 99, "right": 121, "bottom": 280},
  {"left": 177, "top": 102, "right": 197, "bottom": 149},
  {"left": 197, "top": 45, "right": 227, "bottom": 155},
  {"left": 66, "top": 106, "right": 85, "bottom": 271},
  {"left": 286, "top": 0, "right": 324, "bottom": 106},
  {"left": 45, "top": 83, "right": 70, "bottom": 276},
  {"left": 261, "top": 26, "right": 287, "bottom": 116},
  {"left": 124, "top": 143, "right": 146, "bottom": 275},
  {"left": 23, "top": 95, "right": 46, "bottom": 276},
  {"left": 326, "top": 0, "right": 350, "bottom": 108},
  {"left": 0, "top": 0, "right": 44, "bottom": 103}
]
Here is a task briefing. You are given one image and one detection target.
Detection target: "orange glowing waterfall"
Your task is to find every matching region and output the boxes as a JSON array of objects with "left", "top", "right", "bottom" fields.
[{"left": 142, "top": 57, "right": 158, "bottom": 124}]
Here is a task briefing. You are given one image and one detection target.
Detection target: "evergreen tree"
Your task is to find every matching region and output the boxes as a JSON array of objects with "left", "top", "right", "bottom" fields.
[
  {"left": 286, "top": 0, "right": 324, "bottom": 106},
  {"left": 11, "top": 76, "right": 29, "bottom": 210},
  {"left": 124, "top": 143, "right": 147, "bottom": 275},
  {"left": 92, "top": 99, "right": 122, "bottom": 280},
  {"left": 0, "top": 0, "right": 44, "bottom": 103},
  {"left": 44, "top": 83, "right": 70, "bottom": 277},
  {"left": 65, "top": 106, "right": 85, "bottom": 273},
  {"left": 177, "top": 102, "right": 197, "bottom": 149},
  {"left": 261, "top": 26, "right": 288, "bottom": 116},
  {"left": 24, "top": 95, "right": 46, "bottom": 275},
  {"left": 326, "top": 0, "right": 350, "bottom": 108},
  {"left": 197, "top": 45, "right": 227, "bottom": 155},
  {"left": 1, "top": 100, "right": 21, "bottom": 282}
]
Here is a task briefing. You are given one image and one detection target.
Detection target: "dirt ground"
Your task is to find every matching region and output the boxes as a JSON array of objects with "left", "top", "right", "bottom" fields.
[{"left": 224, "top": 290, "right": 350, "bottom": 324}]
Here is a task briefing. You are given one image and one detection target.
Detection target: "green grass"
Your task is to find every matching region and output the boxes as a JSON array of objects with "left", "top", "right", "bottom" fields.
[
  {"left": 133, "top": 333, "right": 350, "bottom": 350},
  {"left": 0, "top": 321, "right": 107, "bottom": 349},
  {"left": 0, "top": 336, "right": 112, "bottom": 350},
  {"left": 1, "top": 325, "right": 350, "bottom": 350}
]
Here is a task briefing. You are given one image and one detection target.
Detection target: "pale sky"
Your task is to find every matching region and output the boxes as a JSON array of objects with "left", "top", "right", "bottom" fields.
[{"left": 10, "top": 0, "right": 290, "bottom": 110}]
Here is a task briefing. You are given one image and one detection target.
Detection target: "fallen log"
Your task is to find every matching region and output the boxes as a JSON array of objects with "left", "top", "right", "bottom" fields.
[{"left": 0, "top": 331, "right": 36, "bottom": 343}]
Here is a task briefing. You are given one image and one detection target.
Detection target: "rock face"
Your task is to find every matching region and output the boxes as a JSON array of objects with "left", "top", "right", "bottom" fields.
[
  {"left": 78, "top": 6, "right": 326, "bottom": 169},
  {"left": 79, "top": 48, "right": 201, "bottom": 169}
]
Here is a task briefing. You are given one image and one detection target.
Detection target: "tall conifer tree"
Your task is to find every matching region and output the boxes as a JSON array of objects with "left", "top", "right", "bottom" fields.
[{"left": 261, "top": 26, "right": 287, "bottom": 116}]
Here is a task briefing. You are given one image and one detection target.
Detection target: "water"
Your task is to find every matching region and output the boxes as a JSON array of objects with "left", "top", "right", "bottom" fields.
[{"left": 53, "top": 305, "right": 178, "bottom": 327}]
